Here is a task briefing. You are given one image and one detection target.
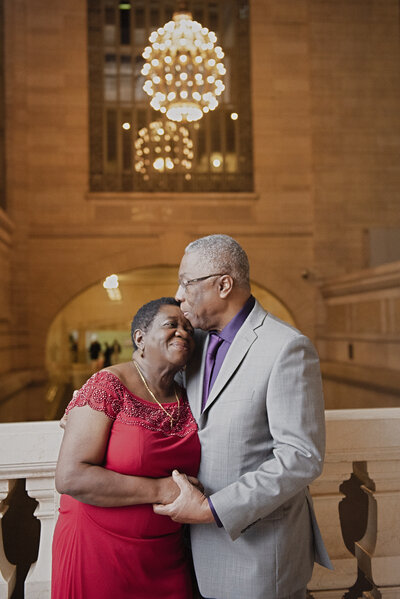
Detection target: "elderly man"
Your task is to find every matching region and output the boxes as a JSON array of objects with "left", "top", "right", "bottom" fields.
[{"left": 154, "top": 234, "right": 331, "bottom": 599}]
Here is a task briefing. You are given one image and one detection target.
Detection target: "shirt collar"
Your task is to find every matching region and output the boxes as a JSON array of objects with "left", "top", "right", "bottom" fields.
[{"left": 217, "top": 295, "right": 255, "bottom": 343}]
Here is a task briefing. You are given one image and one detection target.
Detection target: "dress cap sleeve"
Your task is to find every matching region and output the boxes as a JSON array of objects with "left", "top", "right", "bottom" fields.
[{"left": 65, "top": 370, "right": 123, "bottom": 420}]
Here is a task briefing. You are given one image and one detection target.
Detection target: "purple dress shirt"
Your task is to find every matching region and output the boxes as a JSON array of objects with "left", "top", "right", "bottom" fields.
[
  {"left": 203, "top": 295, "right": 256, "bottom": 528},
  {"left": 204, "top": 295, "right": 256, "bottom": 404}
]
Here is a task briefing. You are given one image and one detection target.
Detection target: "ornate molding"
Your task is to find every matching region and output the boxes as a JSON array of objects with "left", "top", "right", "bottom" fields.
[{"left": 86, "top": 191, "right": 259, "bottom": 203}]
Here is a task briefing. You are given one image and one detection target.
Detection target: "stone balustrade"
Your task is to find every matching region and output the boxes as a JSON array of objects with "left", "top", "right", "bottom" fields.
[
  {"left": 0, "top": 410, "right": 399, "bottom": 598},
  {"left": 0, "top": 421, "right": 62, "bottom": 599},
  {"left": 309, "top": 408, "right": 400, "bottom": 599}
]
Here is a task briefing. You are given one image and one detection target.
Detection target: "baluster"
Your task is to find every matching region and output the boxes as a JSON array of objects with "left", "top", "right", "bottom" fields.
[
  {"left": 0, "top": 479, "right": 17, "bottom": 598},
  {"left": 24, "top": 476, "right": 59, "bottom": 599},
  {"left": 308, "top": 461, "right": 358, "bottom": 598},
  {"left": 356, "top": 459, "right": 400, "bottom": 595}
]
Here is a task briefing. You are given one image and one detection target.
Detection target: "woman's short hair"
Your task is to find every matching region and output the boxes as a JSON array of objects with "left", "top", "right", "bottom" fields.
[
  {"left": 185, "top": 234, "right": 250, "bottom": 289},
  {"left": 130, "top": 297, "right": 179, "bottom": 349}
]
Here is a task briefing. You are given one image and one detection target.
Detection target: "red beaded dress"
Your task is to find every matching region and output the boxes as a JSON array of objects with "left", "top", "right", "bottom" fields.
[{"left": 51, "top": 370, "right": 201, "bottom": 599}]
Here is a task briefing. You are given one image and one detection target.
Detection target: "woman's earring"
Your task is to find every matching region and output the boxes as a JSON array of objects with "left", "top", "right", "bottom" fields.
[{"left": 141, "top": 346, "right": 145, "bottom": 358}]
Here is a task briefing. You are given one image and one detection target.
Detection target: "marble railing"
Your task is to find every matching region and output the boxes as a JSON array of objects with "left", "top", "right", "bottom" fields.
[
  {"left": 310, "top": 408, "right": 400, "bottom": 599},
  {"left": 0, "top": 421, "right": 62, "bottom": 599},
  {"left": 0, "top": 409, "right": 400, "bottom": 599}
]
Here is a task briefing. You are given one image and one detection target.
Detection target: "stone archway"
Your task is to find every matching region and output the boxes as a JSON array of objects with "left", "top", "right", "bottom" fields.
[{"left": 45, "top": 265, "right": 296, "bottom": 384}]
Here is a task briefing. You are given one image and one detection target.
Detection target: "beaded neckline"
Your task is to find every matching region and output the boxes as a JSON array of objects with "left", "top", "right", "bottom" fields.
[{"left": 103, "top": 369, "right": 181, "bottom": 406}]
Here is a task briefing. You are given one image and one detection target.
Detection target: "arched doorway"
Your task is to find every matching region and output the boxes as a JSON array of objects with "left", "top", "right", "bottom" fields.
[{"left": 46, "top": 265, "right": 296, "bottom": 389}]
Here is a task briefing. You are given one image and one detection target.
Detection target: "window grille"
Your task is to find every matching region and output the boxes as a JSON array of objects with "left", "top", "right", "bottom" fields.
[{"left": 88, "top": 0, "right": 253, "bottom": 192}]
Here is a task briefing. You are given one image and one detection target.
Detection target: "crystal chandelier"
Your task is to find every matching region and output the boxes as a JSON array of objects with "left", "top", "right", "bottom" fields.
[
  {"left": 134, "top": 120, "right": 194, "bottom": 180},
  {"left": 141, "top": 10, "right": 226, "bottom": 122}
]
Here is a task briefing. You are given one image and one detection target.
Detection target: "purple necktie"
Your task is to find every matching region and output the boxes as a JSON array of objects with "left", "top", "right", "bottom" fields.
[{"left": 202, "top": 333, "right": 223, "bottom": 411}]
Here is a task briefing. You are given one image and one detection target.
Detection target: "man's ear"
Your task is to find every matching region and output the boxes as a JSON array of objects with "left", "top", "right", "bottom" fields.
[{"left": 218, "top": 275, "right": 234, "bottom": 298}]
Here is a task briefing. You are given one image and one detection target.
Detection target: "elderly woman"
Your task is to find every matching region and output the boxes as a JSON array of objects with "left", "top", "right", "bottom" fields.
[{"left": 52, "top": 298, "right": 201, "bottom": 599}]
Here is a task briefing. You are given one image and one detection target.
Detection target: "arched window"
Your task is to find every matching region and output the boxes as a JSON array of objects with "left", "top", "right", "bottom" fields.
[{"left": 88, "top": 0, "right": 252, "bottom": 192}]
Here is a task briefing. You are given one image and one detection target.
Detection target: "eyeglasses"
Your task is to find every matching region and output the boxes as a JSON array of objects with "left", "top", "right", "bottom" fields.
[{"left": 178, "top": 273, "right": 224, "bottom": 290}]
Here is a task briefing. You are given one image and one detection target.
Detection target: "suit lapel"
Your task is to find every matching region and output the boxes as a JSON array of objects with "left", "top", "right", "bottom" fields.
[
  {"left": 203, "top": 302, "right": 267, "bottom": 413},
  {"left": 186, "top": 329, "right": 207, "bottom": 421}
]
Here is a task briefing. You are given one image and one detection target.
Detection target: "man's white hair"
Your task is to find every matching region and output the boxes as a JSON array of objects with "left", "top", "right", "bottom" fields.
[{"left": 185, "top": 234, "right": 250, "bottom": 289}]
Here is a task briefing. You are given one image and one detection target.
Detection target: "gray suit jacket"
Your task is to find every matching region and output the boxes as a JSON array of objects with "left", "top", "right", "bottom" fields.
[{"left": 184, "top": 301, "right": 332, "bottom": 599}]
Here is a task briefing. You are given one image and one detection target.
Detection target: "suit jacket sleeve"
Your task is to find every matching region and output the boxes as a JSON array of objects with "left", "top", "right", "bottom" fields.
[{"left": 209, "top": 334, "right": 325, "bottom": 541}]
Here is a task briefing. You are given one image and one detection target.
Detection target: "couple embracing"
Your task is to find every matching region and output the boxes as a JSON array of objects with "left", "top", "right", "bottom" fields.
[{"left": 52, "top": 234, "right": 331, "bottom": 599}]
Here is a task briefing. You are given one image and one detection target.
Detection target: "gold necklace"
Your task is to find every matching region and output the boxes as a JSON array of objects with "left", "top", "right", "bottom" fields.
[{"left": 132, "top": 360, "right": 180, "bottom": 430}]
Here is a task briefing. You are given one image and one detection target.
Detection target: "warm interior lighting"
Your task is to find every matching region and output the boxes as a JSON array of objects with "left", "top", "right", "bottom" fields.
[
  {"left": 122, "top": 122, "right": 131, "bottom": 130},
  {"left": 141, "top": 11, "right": 226, "bottom": 122},
  {"left": 134, "top": 120, "right": 194, "bottom": 177},
  {"left": 230, "top": 112, "right": 238, "bottom": 120},
  {"left": 211, "top": 153, "right": 223, "bottom": 170},
  {"left": 103, "top": 274, "right": 121, "bottom": 301},
  {"left": 103, "top": 274, "right": 119, "bottom": 289},
  {"left": 153, "top": 157, "right": 165, "bottom": 171}
]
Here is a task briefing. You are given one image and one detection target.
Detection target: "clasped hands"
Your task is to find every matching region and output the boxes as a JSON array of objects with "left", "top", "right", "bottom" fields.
[{"left": 153, "top": 470, "right": 214, "bottom": 524}]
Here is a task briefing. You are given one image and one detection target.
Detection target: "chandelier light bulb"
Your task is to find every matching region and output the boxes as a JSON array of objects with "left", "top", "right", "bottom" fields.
[
  {"left": 153, "top": 157, "right": 165, "bottom": 170},
  {"left": 141, "top": 10, "right": 226, "bottom": 122}
]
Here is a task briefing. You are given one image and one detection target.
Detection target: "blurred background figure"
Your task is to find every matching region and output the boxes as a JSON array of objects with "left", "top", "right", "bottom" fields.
[
  {"left": 88, "top": 336, "right": 102, "bottom": 372},
  {"left": 69, "top": 334, "right": 78, "bottom": 364},
  {"left": 103, "top": 342, "right": 113, "bottom": 367}
]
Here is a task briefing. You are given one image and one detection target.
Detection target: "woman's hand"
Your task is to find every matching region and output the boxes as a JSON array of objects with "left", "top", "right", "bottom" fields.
[
  {"left": 156, "top": 476, "right": 180, "bottom": 504},
  {"left": 187, "top": 476, "right": 204, "bottom": 494}
]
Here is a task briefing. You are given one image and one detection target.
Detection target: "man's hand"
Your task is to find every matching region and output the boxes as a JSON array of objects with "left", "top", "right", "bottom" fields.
[
  {"left": 153, "top": 470, "right": 214, "bottom": 524},
  {"left": 156, "top": 475, "right": 203, "bottom": 505}
]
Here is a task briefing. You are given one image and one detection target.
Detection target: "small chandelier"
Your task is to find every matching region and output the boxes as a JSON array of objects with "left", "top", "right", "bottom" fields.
[
  {"left": 134, "top": 120, "right": 194, "bottom": 180},
  {"left": 141, "top": 9, "right": 226, "bottom": 122}
]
